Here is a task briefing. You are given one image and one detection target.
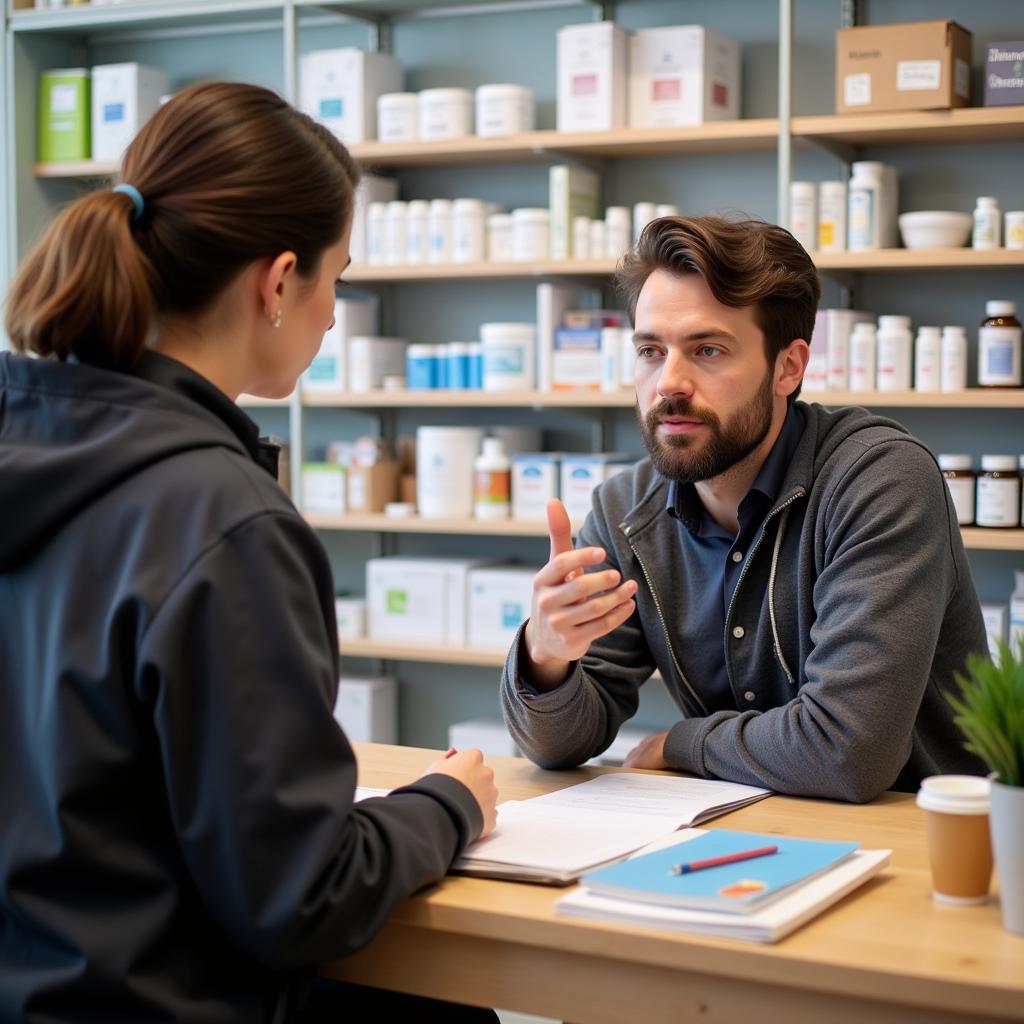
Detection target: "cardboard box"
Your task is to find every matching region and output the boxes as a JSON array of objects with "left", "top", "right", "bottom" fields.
[
  {"left": 629, "top": 26, "right": 740, "bottom": 128},
  {"left": 561, "top": 453, "right": 633, "bottom": 522},
  {"left": 467, "top": 567, "right": 536, "bottom": 649},
  {"left": 333, "top": 674, "right": 397, "bottom": 743},
  {"left": 512, "top": 453, "right": 561, "bottom": 520},
  {"left": 366, "top": 557, "right": 497, "bottom": 646},
  {"left": 347, "top": 459, "right": 400, "bottom": 514},
  {"left": 303, "top": 298, "right": 378, "bottom": 394},
  {"left": 549, "top": 164, "right": 601, "bottom": 260},
  {"left": 835, "top": 21, "right": 971, "bottom": 114},
  {"left": 301, "top": 463, "right": 346, "bottom": 515},
  {"left": 448, "top": 718, "right": 519, "bottom": 758},
  {"left": 348, "top": 336, "right": 407, "bottom": 392},
  {"left": 300, "top": 47, "right": 403, "bottom": 144},
  {"left": 557, "top": 21, "right": 629, "bottom": 132},
  {"left": 553, "top": 327, "right": 603, "bottom": 391},
  {"left": 38, "top": 68, "right": 90, "bottom": 162},
  {"left": 91, "top": 63, "right": 168, "bottom": 161},
  {"left": 984, "top": 41, "right": 1024, "bottom": 106}
]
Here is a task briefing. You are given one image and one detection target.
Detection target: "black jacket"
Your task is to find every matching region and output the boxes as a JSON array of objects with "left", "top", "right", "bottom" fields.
[{"left": 0, "top": 351, "right": 481, "bottom": 1023}]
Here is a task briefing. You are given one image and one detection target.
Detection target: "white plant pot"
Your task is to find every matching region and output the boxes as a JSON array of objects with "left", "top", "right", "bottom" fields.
[{"left": 990, "top": 778, "right": 1024, "bottom": 935}]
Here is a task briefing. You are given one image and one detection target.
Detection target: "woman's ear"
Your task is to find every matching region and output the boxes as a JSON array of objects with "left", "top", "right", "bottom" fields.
[{"left": 257, "top": 251, "right": 298, "bottom": 324}]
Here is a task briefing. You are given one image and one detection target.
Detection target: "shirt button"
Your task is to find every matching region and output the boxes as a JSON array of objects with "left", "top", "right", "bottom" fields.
[
  {"left": 732, "top": 626, "right": 745, "bottom": 639},
  {"left": 731, "top": 551, "right": 744, "bottom": 563},
  {"left": 744, "top": 690, "right": 757, "bottom": 702}
]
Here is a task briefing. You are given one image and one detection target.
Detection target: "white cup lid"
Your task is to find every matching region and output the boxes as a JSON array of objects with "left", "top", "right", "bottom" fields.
[{"left": 916, "top": 774, "right": 990, "bottom": 814}]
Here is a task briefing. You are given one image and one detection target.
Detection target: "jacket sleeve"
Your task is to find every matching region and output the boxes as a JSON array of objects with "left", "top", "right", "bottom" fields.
[
  {"left": 662, "top": 438, "right": 974, "bottom": 802},
  {"left": 500, "top": 496, "right": 657, "bottom": 769},
  {"left": 137, "top": 511, "right": 482, "bottom": 969}
]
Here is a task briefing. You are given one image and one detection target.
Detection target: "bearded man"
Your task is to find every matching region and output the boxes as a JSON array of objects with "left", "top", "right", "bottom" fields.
[{"left": 500, "top": 215, "right": 986, "bottom": 801}]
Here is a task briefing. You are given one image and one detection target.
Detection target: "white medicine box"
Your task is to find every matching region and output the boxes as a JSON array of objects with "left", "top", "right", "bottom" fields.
[
  {"left": 628, "top": 26, "right": 740, "bottom": 128},
  {"left": 467, "top": 567, "right": 536, "bottom": 649},
  {"left": 300, "top": 48, "right": 403, "bottom": 144},
  {"left": 333, "top": 674, "right": 397, "bottom": 744},
  {"left": 91, "top": 63, "right": 168, "bottom": 161},
  {"left": 303, "top": 298, "right": 378, "bottom": 394},
  {"left": 557, "top": 21, "right": 629, "bottom": 132},
  {"left": 301, "top": 463, "right": 346, "bottom": 515},
  {"left": 348, "top": 336, "right": 407, "bottom": 393},
  {"left": 560, "top": 454, "right": 633, "bottom": 523},
  {"left": 448, "top": 717, "right": 519, "bottom": 758},
  {"left": 366, "top": 557, "right": 497, "bottom": 646},
  {"left": 512, "top": 453, "right": 560, "bottom": 520}
]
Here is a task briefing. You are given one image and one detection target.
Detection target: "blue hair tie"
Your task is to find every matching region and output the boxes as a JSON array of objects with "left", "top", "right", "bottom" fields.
[{"left": 113, "top": 183, "right": 145, "bottom": 222}]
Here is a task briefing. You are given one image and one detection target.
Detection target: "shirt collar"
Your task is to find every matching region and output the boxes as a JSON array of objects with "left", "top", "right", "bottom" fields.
[
  {"left": 666, "top": 402, "right": 806, "bottom": 536},
  {"left": 129, "top": 350, "right": 281, "bottom": 477}
]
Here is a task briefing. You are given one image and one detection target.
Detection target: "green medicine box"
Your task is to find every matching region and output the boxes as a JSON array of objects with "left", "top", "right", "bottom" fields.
[{"left": 39, "top": 68, "right": 91, "bottom": 162}]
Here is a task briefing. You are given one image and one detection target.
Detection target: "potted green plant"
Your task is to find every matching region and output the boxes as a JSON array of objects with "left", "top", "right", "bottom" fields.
[{"left": 947, "top": 637, "right": 1024, "bottom": 935}]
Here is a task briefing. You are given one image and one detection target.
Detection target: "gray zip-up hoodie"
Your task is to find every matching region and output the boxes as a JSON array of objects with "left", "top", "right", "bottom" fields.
[{"left": 501, "top": 402, "right": 987, "bottom": 802}]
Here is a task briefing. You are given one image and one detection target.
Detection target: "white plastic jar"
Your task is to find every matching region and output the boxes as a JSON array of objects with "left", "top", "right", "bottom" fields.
[
  {"left": 366, "top": 201, "right": 388, "bottom": 266},
  {"left": 1004, "top": 210, "right": 1024, "bottom": 250},
  {"left": 913, "top": 326, "right": 942, "bottom": 392},
  {"left": 788, "top": 181, "right": 817, "bottom": 251},
  {"left": 384, "top": 200, "right": 407, "bottom": 265},
  {"left": 480, "top": 322, "right": 535, "bottom": 391},
  {"left": 377, "top": 92, "right": 419, "bottom": 144},
  {"left": 428, "top": 199, "right": 453, "bottom": 264},
  {"left": 876, "top": 314, "right": 912, "bottom": 391},
  {"left": 405, "top": 199, "right": 430, "bottom": 264},
  {"left": 972, "top": 196, "right": 1001, "bottom": 250},
  {"left": 632, "top": 202, "right": 657, "bottom": 244},
  {"left": 512, "top": 208, "right": 549, "bottom": 261},
  {"left": 572, "top": 216, "right": 591, "bottom": 260},
  {"left": 848, "top": 161, "right": 885, "bottom": 251},
  {"left": 452, "top": 198, "right": 486, "bottom": 263},
  {"left": 818, "top": 180, "right": 847, "bottom": 253},
  {"left": 605, "top": 206, "right": 631, "bottom": 259},
  {"left": 940, "top": 325, "right": 968, "bottom": 391},
  {"left": 487, "top": 213, "right": 514, "bottom": 262},
  {"left": 848, "top": 322, "right": 877, "bottom": 392},
  {"left": 418, "top": 88, "right": 473, "bottom": 140},
  {"left": 415, "top": 426, "right": 484, "bottom": 518},
  {"left": 475, "top": 84, "right": 534, "bottom": 138},
  {"left": 655, "top": 203, "right": 679, "bottom": 218}
]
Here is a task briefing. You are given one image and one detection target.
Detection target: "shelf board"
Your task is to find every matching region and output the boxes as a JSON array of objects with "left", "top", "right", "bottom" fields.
[
  {"left": 33, "top": 159, "right": 119, "bottom": 179},
  {"left": 805, "top": 389, "right": 1024, "bottom": 409},
  {"left": 10, "top": 0, "right": 285, "bottom": 33},
  {"left": 960, "top": 528, "right": 1024, "bottom": 552},
  {"left": 813, "top": 248, "right": 1024, "bottom": 271},
  {"left": 341, "top": 637, "right": 508, "bottom": 667},
  {"left": 302, "top": 388, "right": 634, "bottom": 408},
  {"left": 793, "top": 107, "right": 1024, "bottom": 147},
  {"left": 344, "top": 259, "right": 615, "bottom": 283},
  {"left": 306, "top": 513, "right": 566, "bottom": 536}
]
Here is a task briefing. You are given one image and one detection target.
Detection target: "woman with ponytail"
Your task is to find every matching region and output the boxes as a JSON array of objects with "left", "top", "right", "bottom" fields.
[{"left": 0, "top": 82, "right": 498, "bottom": 1024}]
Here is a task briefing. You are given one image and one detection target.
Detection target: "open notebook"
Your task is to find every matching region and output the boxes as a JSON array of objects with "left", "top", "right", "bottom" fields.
[{"left": 450, "top": 773, "right": 770, "bottom": 884}]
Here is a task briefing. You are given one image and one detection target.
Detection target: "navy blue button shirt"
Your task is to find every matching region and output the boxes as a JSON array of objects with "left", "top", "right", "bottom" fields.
[{"left": 665, "top": 403, "right": 805, "bottom": 712}]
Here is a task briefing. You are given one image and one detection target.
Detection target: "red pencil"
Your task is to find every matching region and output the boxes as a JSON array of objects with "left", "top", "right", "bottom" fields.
[{"left": 668, "top": 844, "right": 779, "bottom": 876}]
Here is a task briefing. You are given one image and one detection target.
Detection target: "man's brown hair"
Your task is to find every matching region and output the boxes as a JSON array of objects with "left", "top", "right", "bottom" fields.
[{"left": 616, "top": 215, "right": 821, "bottom": 398}]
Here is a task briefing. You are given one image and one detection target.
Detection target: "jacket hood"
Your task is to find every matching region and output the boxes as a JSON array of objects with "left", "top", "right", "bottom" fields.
[{"left": 0, "top": 353, "right": 249, "bottom": 572}]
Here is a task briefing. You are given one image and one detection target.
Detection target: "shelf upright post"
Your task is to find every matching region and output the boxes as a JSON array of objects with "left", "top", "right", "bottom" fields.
[
  {"left": 1, "top": 7, "right": 11, "bottom": 349},
  {"left": 776, "top": 0, "right": 793, "bottom": 229},
  {"left": 836, "top": 0, "right": 858, "bottom": 310}
]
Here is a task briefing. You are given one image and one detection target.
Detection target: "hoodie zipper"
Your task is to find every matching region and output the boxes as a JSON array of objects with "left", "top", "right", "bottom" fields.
[
  {"left": 723, "top": 488, "right": 806, "bottom": 689},
  {"left": 622, "top": 523, "right": 709, "bottom": 718}
]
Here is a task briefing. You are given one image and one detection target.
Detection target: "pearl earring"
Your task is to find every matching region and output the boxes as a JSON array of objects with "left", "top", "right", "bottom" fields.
[{"left": 271, "top": 310, "right": 283, "bottom": 329}]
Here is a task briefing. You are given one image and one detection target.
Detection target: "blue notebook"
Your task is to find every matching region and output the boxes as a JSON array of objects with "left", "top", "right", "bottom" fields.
[{"left": 580, "top": 829, "right": 859, "bottom": 915}]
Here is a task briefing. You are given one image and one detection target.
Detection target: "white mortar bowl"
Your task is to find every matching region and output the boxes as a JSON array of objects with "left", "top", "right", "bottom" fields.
[{"left": 898, "top": 211, "right": 972, "bottom": 250}]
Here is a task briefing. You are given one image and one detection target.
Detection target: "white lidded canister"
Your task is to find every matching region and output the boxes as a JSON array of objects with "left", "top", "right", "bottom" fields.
[
  {"left": 512, "top": 208, "right": 549, "bottom": 261},
  {"left": 416, "top": 426, "right": 485, "bottom": 518},
  {"left": 940, "top": 325, "right": 968, "bottom": 391},
  {"left": 384, "top": 200, "right": 407, "bottom": 265},
  {"left": 487, "top": 213, "right": 514, "bottom": 262},
  {"left": 377, "top": 92, "right": 418, "bottom": 143},
  {"left": 876, "top": 314, "right": 912, "bottom": 391},
  {"left": 405, "top": 199, "right": 430, "bottom": 264},
  {"left": 480, "top": 322, "right": 535, "bottom": 391},
  {"left": 418, "top": 87, "right": 473, "bottom": 140},
  {"left": 452, "top": 198, "right": 486, "bottom": 263},
  {"left": 475, "top": 83, "right": 534, "bottom": 137},
  {"left": 914, "top": 326, "right": 942, "bottom": 392},
  {"left": 428, "top": 199, "right": 453, "bottom": 264}
]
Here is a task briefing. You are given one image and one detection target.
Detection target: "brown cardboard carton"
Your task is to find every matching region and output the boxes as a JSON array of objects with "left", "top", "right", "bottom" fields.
[
  {"left": 835, "top": 21, "right": 972, "bottom": 114},
  {"left": 347, "top": 460, "right": 400, "bottom": 514}
]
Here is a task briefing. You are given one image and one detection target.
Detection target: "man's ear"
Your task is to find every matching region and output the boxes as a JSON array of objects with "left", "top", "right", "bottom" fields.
[{"left": 776, "top": 339, "right": 810, "bottom": 398}]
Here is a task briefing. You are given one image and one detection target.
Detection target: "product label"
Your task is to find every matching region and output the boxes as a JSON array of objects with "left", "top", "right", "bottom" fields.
[
  {"left": 475, "top": 470, "right": 510, "bottom": 504},
  {"left": 484, "top": 345, "right": 525, "bottom": 375},
  {"left": 844, "top": 72, "right": 871, "bottom": 106},
  {"left": 50, "top": 84, "right": 78, "bottom": 114},
  {"left": 818, "top": 221, "right": 835, "bottom": 248},
  {"left": 103, "top": 102, "right": 125, "bottom": 124},
  {"left": 897, "top": 60, "right": 941, "bottom": 91},
  {"left": 944, "top": 478, "right": 975, "bottom": 526},
  {"left": 502, "top": 600, "right": 526, "bottom": 628},
  {"left": 848, "top": 188, "right": 876, "bottom": 247},
  {"left": 386, "top": 588, "right": 408, "bottom": 615},
  {"left": 977, "top": 478, "right": 1021, "bottom": 527},
  {"left": 572, "top": 74, "right": 599, "bottom": 97},
  {"left": 712, "top": 81, "right": 728, "bottom": 107},
  {"left": 979, "top": 326, "right": 1022, "bottom": 385},
  {"left": 319, "top": 97, "right": 343, "bottom": 119},
  {"left": 652, "top": 78, "right": 681, "bottom": 102}
]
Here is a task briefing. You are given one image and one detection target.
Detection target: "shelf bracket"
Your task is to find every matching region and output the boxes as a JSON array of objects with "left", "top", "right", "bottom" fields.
[
  {"left": 311, "top": 4, "right": 393, "bottom": 52},
  {"left": 590, "top": 2, "right": 615, "bottom": 21},
  {"left": 802, "top": 135, "right": 859, "bottom": 165}
]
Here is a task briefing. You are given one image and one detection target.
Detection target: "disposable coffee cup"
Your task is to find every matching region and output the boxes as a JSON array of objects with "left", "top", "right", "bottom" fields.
[{"left": 916, "top": 775, "right": 993, "bottom": 905}]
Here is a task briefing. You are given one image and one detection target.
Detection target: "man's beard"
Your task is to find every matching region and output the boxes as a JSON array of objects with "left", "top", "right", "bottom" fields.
[{"left": 636, "top": 370, "right": 775, "bottom": 484}]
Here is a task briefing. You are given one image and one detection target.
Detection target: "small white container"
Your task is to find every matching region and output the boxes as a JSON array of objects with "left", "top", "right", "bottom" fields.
[
  {"left": 589, "top": 219, "right": 606, "bottom": 258},
  {"left": 848, "top": 322, "right": 877, "bottom": 392},
  {"left": 405, "top": 199, "right": 430, "bottom": 264},
  {"left": 475, "top": 83, "right": 534, "bottom": 137},
  {"left": 601, "top": 326, "right": 622, "bottom": 392},
  {"left": 620, "top": 330, "right": 637, "bottom": 386},
  {"left": 348, "top": 336, "right": 407, "bottom": 392},
  {"left": 384, "top": 199, "right": 407, "bottom": 265},
  {"left": 418, "top": 87, "right": 473, "bottom": 140},
  {"left": 415, "top": 427, "right": 484, "bottom": 518},
  {"left": 605, "top": 206, "right": 631, "bottom": 259},
  {"left": 1004, "top": 210, "right": 1024, "bottom": 250},
  {"left": 377, "top": 92, "right": 418, "bottom": 143},
  {"left": 480, "top": 322, "right": 535, "bottom": 391},
  {"left": 876, "top": 315, "right": 912, "bottom": 392},
  {"left": 366, "top": 201, "right": 388, "bottom": 266},
  {"left": 940, "top": 326, "right": 968, "bottom": 392},
  {"left": 848, "top": 161, "right": 885, "bottom": 251},
  {"left": 512, "top": 453, "right": 560, "bottom": 520},
  {"left": 788, "top": 181, "right": 817, "bottom": 251},
  {"left": 655, "top": 203, "right": 679, "bottom": 218},
  {"left": 428, "top": 198, "right": 453, "bottom": 264},
  {"left": 512, "top": 208, "right": 550, "bottom": 262},
  {"left": 572, "top": 216, "right": 592, "bottom": 260},
  {"left": 972, "top": 196, "right": 1001, "bottom": 250},
  {"left": 335, "top": 597, "right": 367, "bottom": 640},
  {"left": 632, "top": 201, "right": 657, "bottom": 243},
  {"left": 914, "top": 326, "right": 942, "bottom": 392},
  {"left": 818, "top": 180, "right": 847, "bottom": 253},
  {"left": 452, "top": 198, "right": 486, "bottom": 263},
  {"left": 487, "top": 212, "right": 514, "bottom": 262}
]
